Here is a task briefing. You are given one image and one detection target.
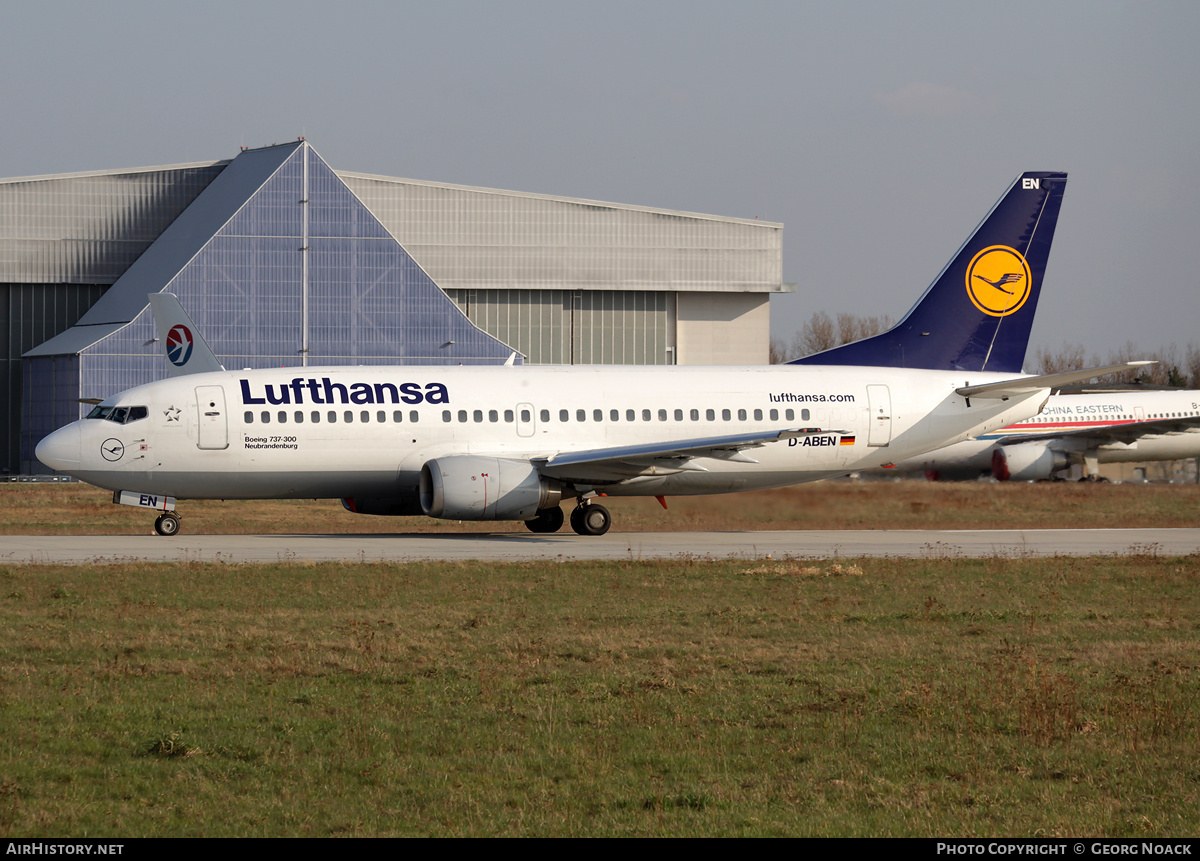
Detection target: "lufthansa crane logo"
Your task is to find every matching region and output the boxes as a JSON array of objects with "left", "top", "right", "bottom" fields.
[
  {"left": 965, "top": 245, "right": 1032, "bottom": 317},
  {"left": 166, "top": 324, "right": 194, "bottom": 367}
]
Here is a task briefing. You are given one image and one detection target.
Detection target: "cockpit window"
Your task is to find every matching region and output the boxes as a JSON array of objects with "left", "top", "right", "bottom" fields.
[{"left": 86, "top": 405, "right": 148, "bottom": 424}]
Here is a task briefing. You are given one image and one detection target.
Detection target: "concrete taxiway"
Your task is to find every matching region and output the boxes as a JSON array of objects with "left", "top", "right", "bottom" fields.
[{"left": 3, "top": 528, "right": 1199, "bottom": 565}]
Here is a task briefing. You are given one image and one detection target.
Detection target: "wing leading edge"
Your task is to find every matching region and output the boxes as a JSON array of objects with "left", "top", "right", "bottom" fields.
[
  {"left": 532, "top": 428, "right": 849, "bottom": 483},
  {"left": 996, "top": 413, "right": 1200, "bottom": 447}
]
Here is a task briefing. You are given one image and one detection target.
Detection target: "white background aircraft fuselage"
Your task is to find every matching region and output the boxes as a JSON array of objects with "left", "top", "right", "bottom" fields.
[{"left": 888, "top": 389, "right": 1200, "bottom": 480}]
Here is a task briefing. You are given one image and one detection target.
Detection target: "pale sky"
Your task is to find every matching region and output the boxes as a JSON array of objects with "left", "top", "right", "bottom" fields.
[{"left": 3, "top": 0, "right": 1197, "bottom": 361}]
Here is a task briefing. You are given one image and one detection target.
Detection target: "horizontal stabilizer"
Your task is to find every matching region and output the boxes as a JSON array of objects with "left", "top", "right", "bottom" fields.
[{"left": 955, "top": 362, "right": 1155, "bottom": 400}]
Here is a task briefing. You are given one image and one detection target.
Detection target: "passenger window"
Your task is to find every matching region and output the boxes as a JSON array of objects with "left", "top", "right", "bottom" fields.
[
  {"left": 261, "top": 411, "right": 270, "bottom": 424},
  {"left": 377, "top": 411, "right": 386, "bottom": 423},
  {"left": 393, "top": 410, "right": 403, "bottom": 422},
  {"left": 577, "top": 409, "right": 587, "bottom": 422},
  {"left": 409, "top": 411, "right": 419, "bottom": 423},
  {"left": 722, "top": 409, "right": 731, "bottom": 421},
  {"left": 785, "top": 409, "right": 795, "bottom": 421},
  {"left": 691, "top": 409, "right": 699, "bottom": 421},
  {"left": 594, "top": 409, "right": 603, "bottom": 422},
  {"left": 442, "top": 410, "right": 452, "bottom": 422},
  {"left": 279, "top": 411, "right": 287, "bottom": 423},
  {"left": 658, "top": 409, "right": 667, "bottom": 421},
  {"left": 801, "top": 409, "right": 810, "bottom": 421},
  {"left": 626, "top": 409, "right": 635, "bottom": 421},
  {"left": 244, "top": 411, "right": 253, "bottom": 423},
  {"left": 328, "top": 411, "right": 337, "bottom": 423},
  {"left": 674, "top": 409, "right": 683, "bottom": 421},
  {"left": 520, "top": 409, "right": 530, "bottom": 422},
  {"left": 345, "top": 411, "right": 354, "bottom": 423},
  {"left": 737, "top": 409, "right": 747, "bottom": 421},
  {"left": 540, "top": 409, "right": 549, "bottom": 422},
  {"left": 474, "top": 410, "right": 484, "bottom": 423},
  {"left": 504, "top": 410, "right": 514, "bottom": 422},
  {"left": 295, "top": 411, "right": 304, "bottom": 424},
  {"left": 642, "top": 409, "right": 651, "bottom": 421},
  {"left": 770, "top": 409, "right": 779, "bottom": 421},
  {"left": 754, "top": 409, "right": 763, "bottom": 421},
  {"left": 611, "top": 409, "right": 620, "bottom": 421},
  {"left": 458, "top": 410, "right": 468, "bottom": 423},
  {"left": 489, "top": 410, "right": 499, "bottom": 423},
  {"left": 312, "top": 411, "right": 321, "bottom": 424},
  {"left": 560, "top": 409, "right": 569, "bottom": 422}
]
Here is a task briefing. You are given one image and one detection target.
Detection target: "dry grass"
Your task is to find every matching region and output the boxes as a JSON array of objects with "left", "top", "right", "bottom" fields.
[{"left": 2, "top": 478, "right": 1198, "bottom": 535}]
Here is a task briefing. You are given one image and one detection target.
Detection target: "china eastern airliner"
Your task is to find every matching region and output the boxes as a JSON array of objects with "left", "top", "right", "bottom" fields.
[
  {"left": 35, "top": 171, "right": 1149, "bottom": 535},
  {"left": 878, "top": 388, "right": 1200, "bottom": 481}
]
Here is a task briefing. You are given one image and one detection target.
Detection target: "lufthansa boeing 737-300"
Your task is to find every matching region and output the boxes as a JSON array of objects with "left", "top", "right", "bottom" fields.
[{"left": 34, "top": 171, "right": 1149, "bottom": 535}]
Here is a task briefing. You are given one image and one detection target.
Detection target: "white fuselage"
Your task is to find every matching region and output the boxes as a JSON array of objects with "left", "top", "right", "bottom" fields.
[
  {"left": 39, "top": 363, "right": 1050, "bottom": 506},
  {"left": 888, "top": 390, "right": 1200, "bottom": 479}
]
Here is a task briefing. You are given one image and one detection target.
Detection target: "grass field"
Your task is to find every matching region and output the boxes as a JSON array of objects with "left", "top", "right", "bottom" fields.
[
  {"left": 2, "top": 477, "right": 1199, "bottom": 534},
  {"left": 1, "top": 481, "right": 1197, "bottom": 836},
  {"left": 1, "top": 555, "right": 1197, "bottom": 837}
]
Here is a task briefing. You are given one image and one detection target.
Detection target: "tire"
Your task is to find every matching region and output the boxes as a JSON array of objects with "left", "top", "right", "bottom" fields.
[
  {"left": 570, "top": 503, "right": 611, "bottom": 536},
  {"left": 525, "top": 506, "right": 564, "bottom": 533},
  {"left": 154, "top": 513, "right": 180, "bottom": 536}
]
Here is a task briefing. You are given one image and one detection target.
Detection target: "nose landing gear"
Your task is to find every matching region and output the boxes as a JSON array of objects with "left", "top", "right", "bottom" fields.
[{"left": 153, "top": 512, "right": 181, "bottom": 536}]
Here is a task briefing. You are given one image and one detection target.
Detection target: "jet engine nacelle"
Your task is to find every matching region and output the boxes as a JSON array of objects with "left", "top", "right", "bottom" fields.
[
  {"left": 420, "top": 456, "right": 562, "bottom": 521},
  {"left": 990, "top": 444, "right": 1069, "bottom": 481}
]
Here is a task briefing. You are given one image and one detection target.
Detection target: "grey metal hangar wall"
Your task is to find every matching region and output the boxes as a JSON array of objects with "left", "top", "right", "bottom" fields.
[{"left": 2, "top": 140, "right": 785, "bottom": 473}]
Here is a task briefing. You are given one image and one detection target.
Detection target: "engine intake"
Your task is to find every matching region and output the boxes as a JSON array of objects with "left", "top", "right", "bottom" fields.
[{"left": 420, "top": 456, "right": 561, "bottom": 521}]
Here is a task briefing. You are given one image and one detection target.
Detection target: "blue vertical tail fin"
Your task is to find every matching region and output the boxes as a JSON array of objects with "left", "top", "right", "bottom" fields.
[{"left": 790, "top": 171, "right": 1067, "bottom": 373}]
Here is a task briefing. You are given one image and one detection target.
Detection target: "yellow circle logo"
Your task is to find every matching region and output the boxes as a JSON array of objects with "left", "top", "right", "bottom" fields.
[{"left": 965, "top": 245, "right": 1031, "bottom": 317}]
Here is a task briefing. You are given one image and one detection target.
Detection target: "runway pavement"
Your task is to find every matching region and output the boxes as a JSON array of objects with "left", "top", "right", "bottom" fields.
[{"left": 3, "top": 528, "right": 1200, "bottom": 565}]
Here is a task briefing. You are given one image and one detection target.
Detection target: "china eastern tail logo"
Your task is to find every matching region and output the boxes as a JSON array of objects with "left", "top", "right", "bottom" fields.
[
  {"left": 965, "top": 245, "right": 1032, "bottom": 317},
  {"left": 166, "top": 324, "right": 194, "bottom": 366}
]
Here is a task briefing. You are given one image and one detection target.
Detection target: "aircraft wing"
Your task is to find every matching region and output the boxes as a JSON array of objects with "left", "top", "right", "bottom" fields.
[
  {"left": 532, "top": 428, "right": 848, "bottom": 483},
  {"left": 955, "top": 361, "right": 1155, "bottom": 400},
  {"left": 997, "top": 414, "right": 1200, "bottom": 447}
]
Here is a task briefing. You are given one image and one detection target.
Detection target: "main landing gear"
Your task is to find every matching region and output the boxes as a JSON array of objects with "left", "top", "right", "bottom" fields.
[
  {"left": 522, "top": 500, "right": 612, "bottom": 536},
  {"left": 524, "top": 506, "right": 564, "bottom": 534},
  {"left": 153, "top": 511, "right": 181, "bottom": 536},
  {"left": 569, "top": 501, "right": 611, "bottom": 536}
]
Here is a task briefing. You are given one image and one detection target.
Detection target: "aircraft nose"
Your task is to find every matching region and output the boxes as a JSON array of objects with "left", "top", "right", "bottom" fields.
[{"left": 36, "top": 423, "right": 81, "bottom": 472}]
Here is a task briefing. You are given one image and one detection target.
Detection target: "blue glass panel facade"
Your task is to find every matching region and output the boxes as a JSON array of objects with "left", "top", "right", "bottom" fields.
[
  {"left": 23, "top": 142, "right": 518, "bottom": 469},
  {"left": 22, "top": 354, "right": 79, "bottom": 472}
]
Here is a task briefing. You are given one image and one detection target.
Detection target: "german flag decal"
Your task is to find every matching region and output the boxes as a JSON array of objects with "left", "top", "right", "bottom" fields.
[{"left": 840, "top": 436, "right": 856, "bottom": 446}]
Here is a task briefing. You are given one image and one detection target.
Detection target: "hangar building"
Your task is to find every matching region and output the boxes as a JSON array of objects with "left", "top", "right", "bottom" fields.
[{"left": 1, "top": 140, "right": 785, "bottom": 473}]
